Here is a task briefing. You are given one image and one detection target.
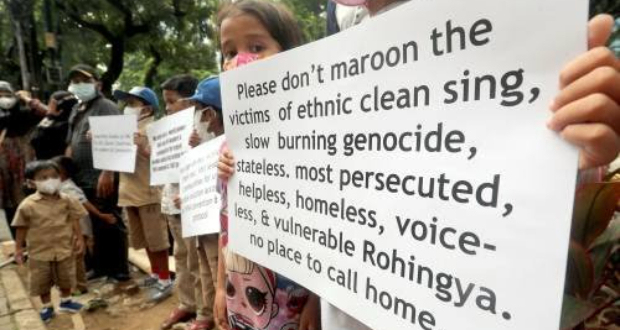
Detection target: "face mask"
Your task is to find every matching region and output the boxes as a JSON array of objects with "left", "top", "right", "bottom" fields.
[
  {"left": 35, "top": 178, "right": 61, "bottom": 194},
  {"left": 0, "top": 96, "right": 17, "bottom": 110},
  {"left": 224, "top": 52, "right": 259, "bottom": 71},
  {"left": 333, "top": 0, "right": 367, "bottom": 6},
  {"left": 124, "top": 106, "right": 142, "bottom": 117},
  {"left": 68, "top": 83, "right": 97, "bottom": 102},
  {"left": 194, "top": 109, "right": 214, "bottom": 142}
]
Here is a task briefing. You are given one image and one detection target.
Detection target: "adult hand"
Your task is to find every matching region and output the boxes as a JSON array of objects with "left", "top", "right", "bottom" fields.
[
  {"left": 100, "top": 213, "right": 117, "bottom": 225},
  {"left": 97, "top": 171, "right": 114, "bottom": 198},
  {"left": 548, "top": 14, "right": 620, "bottom": 169}
]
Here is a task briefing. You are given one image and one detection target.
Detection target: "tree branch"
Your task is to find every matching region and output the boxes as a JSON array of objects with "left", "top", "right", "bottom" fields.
[{"left": 54, "top": 0, "right": 115, "bottom": 41}]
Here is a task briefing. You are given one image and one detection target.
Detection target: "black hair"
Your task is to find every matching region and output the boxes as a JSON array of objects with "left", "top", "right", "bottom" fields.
[
  {"left": 51, "top": 156, "right": 78, "bottom": 180},
  {"left": 50, "top": 90, "right": 78, "bottom": 120},
  {"left": 217, "top": 0, "right": 305, "bottom": 52},
  {"left": 160, "top": 75, "right": 199, "bottom": 98},
  {"left": 25, "top": 160, "right": 60, "bottom": 179}
]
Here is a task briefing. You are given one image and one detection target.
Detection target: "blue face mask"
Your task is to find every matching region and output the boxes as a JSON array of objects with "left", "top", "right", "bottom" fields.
[{"left": 68, "top": 83, "right": 97, "bottom": 102}]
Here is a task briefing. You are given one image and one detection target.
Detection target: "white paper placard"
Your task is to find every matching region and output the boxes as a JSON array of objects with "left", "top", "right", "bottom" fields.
[
  {"left": 221, "top": 1, "right": 585, "bottom": 329},
  {"left": 179, "top": 135, "right": 225, "bottom": 237},
  {"left": 146, "top": 107, "right": 195, "bottom": 185},
  {"left": 89, "top": 115, "right": 137, "bottom": 173}
]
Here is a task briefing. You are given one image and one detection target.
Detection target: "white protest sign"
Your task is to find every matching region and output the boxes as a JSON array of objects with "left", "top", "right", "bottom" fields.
[
  {"left": 179, "top": 135, "right": 225, "bottom": 237},
  {"left": 89, "top": 115, "right": 137, "bottom": 173},
  {"left": 221, "top": 1, "right": 586, "bottom": 329},
  {"left": 146, "top": 107, "right": 194, "bottom": 185}
]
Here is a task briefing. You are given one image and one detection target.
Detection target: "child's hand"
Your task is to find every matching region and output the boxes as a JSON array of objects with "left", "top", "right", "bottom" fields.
[
  {"left": 173, "top": 195, "right": 182, "bottom": 209},
  {"left": 86, "top": 130, "right": 92, "bottom": 142},
  {"left": 74, "top": 236, "right": 85, "bottom": 255},
  {"left": 189, "top": 130, "right": 202, "bottom": 148},
  {"left": 100, "top": 213, "right": 117, "bottom": 225},
  {"left": 548, "top": 14, "right": 620, "bottom": 170},
  {"left": 214, "top": 287, "right": 229, "bottom": 330},
  {"left": 14, "top": 248, "right": 24, "bottom": 265},
  {"left": 218, "top": 147, "right": 235, "bottom": 180},
  {"left": 300, "top": 294, "right": 321, "bottom": 330}
]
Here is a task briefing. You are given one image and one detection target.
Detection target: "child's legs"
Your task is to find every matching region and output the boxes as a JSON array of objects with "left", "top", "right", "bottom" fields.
[
  {"left": 167, "top": 214, "right": 196, "bottom": 311},
  {"left": 139, "top": 204, "right": 171, "bottom": 279},
  {"left": 74, "top": 250, "right": 87, "bottom": 291},
  {"left": 197, "top": 234, "right": 219, "bottom": 322},
  {"left": 52, "top": 256, "right": 76, "bottom": 298},
  {"left": 29, "top": 258, "right": 53, "bottom": 304}
]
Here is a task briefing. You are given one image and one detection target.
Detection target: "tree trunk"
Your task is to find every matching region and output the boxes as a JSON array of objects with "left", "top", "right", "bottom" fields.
[
  {"left": 100, "top": 38, "right": 125, "bottom": 97},
  {"left": 143, "top": 46, "right": 162, "bottom": 88}
]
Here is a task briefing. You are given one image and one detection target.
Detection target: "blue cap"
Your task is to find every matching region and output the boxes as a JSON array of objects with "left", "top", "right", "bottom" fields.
[
  {"left": 113, "top": 86, "right": 159, "bottom": 110},
  {"left": 189, "top": 77, "right": 221, "bottom": 111}
]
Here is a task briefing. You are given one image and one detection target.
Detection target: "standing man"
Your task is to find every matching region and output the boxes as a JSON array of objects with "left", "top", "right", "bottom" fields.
[{"left": 66, "top": 64, "right": 129, "bottom": 281}]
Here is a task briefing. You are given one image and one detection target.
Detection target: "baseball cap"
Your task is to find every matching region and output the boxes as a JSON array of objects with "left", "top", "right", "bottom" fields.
[
  {"left": 113, "top": 86, "right": 160, "bottom": 110},
  {"left": 68, "top": 64, "right": 99, "bottom": 81},
  {"left": 188, "top": 77, "right": 221, "bottom": 111}
]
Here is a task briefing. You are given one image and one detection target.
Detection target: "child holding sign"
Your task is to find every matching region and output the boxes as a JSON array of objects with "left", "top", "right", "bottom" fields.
[
  {"left": 112, "top": 87, "right": 173, "bottom": 302},
  {"left": 214, "top": 1, "right": 321, "bottom": 330},
  {"left": 219, "top": 1, "right": 620, "bottom": 330}
]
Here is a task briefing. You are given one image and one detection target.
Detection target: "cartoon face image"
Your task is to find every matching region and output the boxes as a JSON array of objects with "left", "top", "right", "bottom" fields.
[{"left": 227, "top": 265, "right": 279, "bottom": 330}]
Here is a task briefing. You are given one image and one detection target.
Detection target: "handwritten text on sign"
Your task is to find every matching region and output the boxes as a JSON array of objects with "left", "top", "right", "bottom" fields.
[
  {"left": 146, "top": 107, "right": 194, "bottom": 185},
  {"left": 89, "top": 115, "right": 137, "bottom": 173},
  {"left": 221, "top": 1, "right": 585, "bottom": 330},
  {"left": 179, "top": 135, "right": 225, "bottom": 237}
]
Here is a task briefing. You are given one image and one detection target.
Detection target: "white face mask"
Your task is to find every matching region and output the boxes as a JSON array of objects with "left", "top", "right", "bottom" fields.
[
  {"left": 35, "top": 178, "right": 61, "bottom": 194},
  {"left": 68, "top": 83, "right": 97, "bottom": 102},
  {"left": 0, "top": 96, "right": 17, "bottom": 110},
  {"left": 124, "top": 106, "right": 142, "bottom": 117},
  {"left": 194, "top": 109, "right": 214, "bottom": 142}
]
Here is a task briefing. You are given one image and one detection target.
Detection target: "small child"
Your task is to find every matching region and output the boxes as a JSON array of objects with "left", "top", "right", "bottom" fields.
[
  {"left": 190, "top": 76, "right": 224, "bottom": 330},
  {"left": 53, "top": 156, "right": 108, "bottom": 294},
  {"left": 112, "top": 87, "right": 173, "bottom": 301},
  {"left": 12, "top": 160, "right": 87, "bottom": 323}
]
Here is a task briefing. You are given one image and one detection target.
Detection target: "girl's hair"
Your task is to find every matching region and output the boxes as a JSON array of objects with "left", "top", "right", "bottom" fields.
[{"left": 217, "top": 0, "right": 304, "bottom": 52}]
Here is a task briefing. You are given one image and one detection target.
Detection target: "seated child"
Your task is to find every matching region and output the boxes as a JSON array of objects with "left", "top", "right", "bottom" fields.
[{"left": 12, "top": 160, "right": 87, "bottom": 323}]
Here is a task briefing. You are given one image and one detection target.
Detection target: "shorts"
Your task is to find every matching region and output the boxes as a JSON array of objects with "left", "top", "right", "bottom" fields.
[
  {"left": 29, "top": 256, "right": 75, "bottom": 297},
  {"left": 126, "top": 204, "right": 170, "bottom": 252}
]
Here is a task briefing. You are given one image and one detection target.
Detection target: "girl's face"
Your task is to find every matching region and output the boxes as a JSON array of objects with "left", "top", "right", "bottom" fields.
[{"left": 220, "top": 13, "right": 282, "bottom": 71}]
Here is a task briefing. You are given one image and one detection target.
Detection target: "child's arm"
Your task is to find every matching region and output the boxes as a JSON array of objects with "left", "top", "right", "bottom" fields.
[
  {"left": 300, "top": 293, "right": 321, "bottom": 330},
  {"left": 83, "top": 201, "right": 117, "bottom": 225},
  {"left": 548, "top": 14, "right": 620, "bottom": 170},
  {"left": 72, "top": 218, "right": 84, "bottom": 255},
  {"left": 214, "top": 236, "right": 230, "bottom": 330},
  {"left": 14, "top": 227, "right": 28, "bottom": 265}
]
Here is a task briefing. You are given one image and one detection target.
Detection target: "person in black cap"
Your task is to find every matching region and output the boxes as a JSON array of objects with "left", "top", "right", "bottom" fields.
[{"left": 65, "top": 64, "right": 130, "bottom": 281}]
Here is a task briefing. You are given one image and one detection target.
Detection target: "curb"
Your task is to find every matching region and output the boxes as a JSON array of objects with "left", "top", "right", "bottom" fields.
[{"left": 0, "top": 245, "right": 46, "bottom": 330}]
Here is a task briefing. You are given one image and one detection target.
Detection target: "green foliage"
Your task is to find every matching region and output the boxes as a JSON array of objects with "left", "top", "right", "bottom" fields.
[
  {"left": 0, "top": 0, "right": 326, "bottom": 98},
  {"left": 561, "top": 181, "right": 620, "bottom": 330}
]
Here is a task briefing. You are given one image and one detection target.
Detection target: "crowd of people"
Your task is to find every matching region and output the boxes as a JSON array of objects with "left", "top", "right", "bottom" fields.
[{"left": 0, "top": 0, "right": 618, "bottom": 329}]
